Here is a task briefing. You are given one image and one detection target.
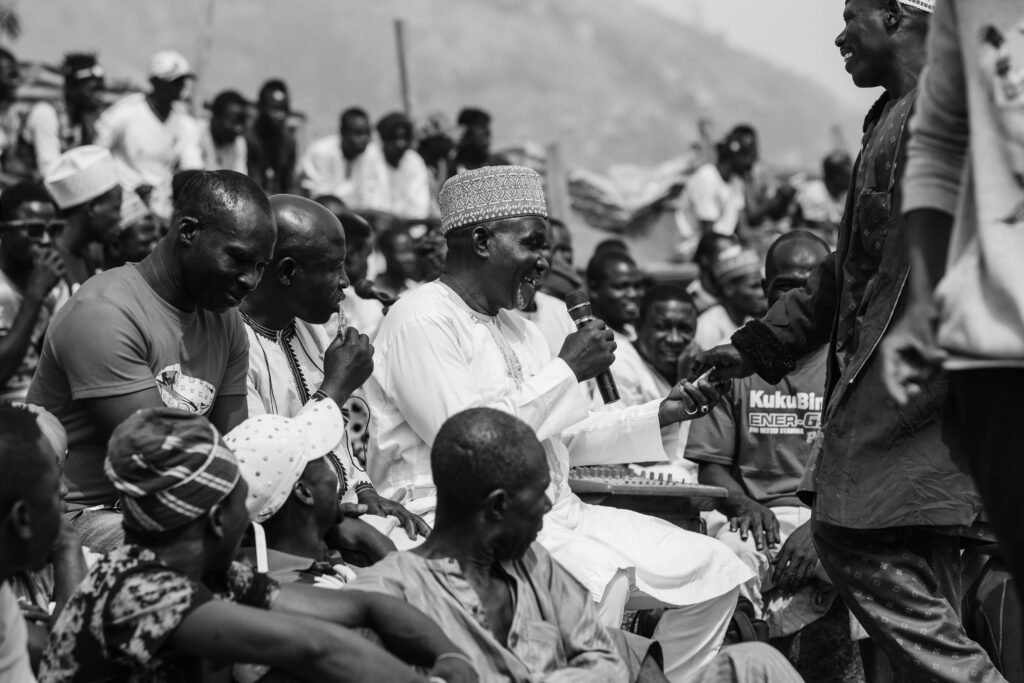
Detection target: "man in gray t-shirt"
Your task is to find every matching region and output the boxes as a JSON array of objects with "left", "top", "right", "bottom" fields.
[{"left": 28, "top": 170, "right": 276, "bottom": 551}]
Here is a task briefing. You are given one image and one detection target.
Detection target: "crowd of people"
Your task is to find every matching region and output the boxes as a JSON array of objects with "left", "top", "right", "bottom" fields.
[{"left": 0, "top": 0, "right": 1022, "bottom": 681}]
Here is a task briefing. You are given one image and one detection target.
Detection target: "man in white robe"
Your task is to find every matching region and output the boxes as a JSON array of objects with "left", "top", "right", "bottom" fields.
[
  {"left": 366, "top": 166, "right": 753, "bottom": 682},
  {"left": 239, "top": 194, "right": 429, "bottom": 544}
]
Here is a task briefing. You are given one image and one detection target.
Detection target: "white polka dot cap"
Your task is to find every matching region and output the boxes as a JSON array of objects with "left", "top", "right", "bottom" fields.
[{"left": 224, "top": 398, "right": 346, "bottom": 523}]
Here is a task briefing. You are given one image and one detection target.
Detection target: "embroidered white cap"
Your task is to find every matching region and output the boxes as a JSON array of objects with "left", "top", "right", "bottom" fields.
[
  {"left": 148, "top": 50, "right": 194, "bottom": 82},
  {"left": 225, "top": 398, "right": 346, "bottom": 523},
  {"left": 898, "top": 0, "right": 934, "bottom": 12},
  {"left": 43, "top": 145, "right": 119, "bottom": 210}
]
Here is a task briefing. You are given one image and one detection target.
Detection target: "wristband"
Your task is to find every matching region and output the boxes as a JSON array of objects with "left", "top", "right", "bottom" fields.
[
  {"left": 311, "top": 389, "right": 330, "bottom": 402},
  {"left": 435, "top": 651, "right": 475, "bottom": 669}
]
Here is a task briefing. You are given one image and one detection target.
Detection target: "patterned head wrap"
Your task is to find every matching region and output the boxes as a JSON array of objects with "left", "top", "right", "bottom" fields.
[
  {"left": 439, "top": 165, "right": 548, "bottom": 236},
  {"left": 711, "top": 245, "right": 762, "bottom": 283},
  {"left": 898, "top": 0, "right": 933, "bottom": 12},
  {"left": 105, "top": 408, "right": 240, "bottom": 533}
]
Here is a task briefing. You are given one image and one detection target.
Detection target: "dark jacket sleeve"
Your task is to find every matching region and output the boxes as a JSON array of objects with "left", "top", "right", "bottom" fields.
[{"left": 732, "top": 252, "right": 838, "bottom": 384}]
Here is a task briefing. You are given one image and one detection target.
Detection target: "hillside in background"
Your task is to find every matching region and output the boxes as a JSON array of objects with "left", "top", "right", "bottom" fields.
[{"left": 15, "top": 0, "right": 863, "bottom": 171}]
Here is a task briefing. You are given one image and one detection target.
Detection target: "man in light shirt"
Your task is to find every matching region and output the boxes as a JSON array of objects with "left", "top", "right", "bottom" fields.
[
  {"left": 93, "top": 50, "right": 203, "bottom": 222},
  {"left": 199, "top": 90, "right": 249, "bottom": 174},
  {"left": 299, "top": 107, "right": 388, "bottom": 211}
]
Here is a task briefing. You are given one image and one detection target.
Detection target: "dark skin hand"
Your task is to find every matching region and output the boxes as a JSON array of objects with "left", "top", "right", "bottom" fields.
[
  {"left": 698, "top": 463, "right": 779, "bottom": 551},
  {"left": 357, "top": 489, "right": 431, "bottom": 540},
  {"left": 770, "top": 520, "right": 818, "bottom": 592}
]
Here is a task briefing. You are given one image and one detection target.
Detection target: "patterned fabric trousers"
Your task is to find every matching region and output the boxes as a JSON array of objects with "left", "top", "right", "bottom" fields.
[{"left": 812, "top": 521, "right": 1005, "bottom": 683}]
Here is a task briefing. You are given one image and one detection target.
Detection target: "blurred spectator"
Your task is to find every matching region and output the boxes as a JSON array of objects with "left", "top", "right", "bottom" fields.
[
  {"left": 0, "top": 404, "right": 68, "bottom": 681},
  {"left": 103, "top": 192, "right": 159, "bottom": 270},
  {"left": 299, "top": 106, "right": 388, "bottom": 211},
  {"left": 199, "top": 89, "right": 249, "bottom": 173},
  {"left": 593, "top": 237, "right": 631, "bottom": 258},
  {"left": 0, "top": 183, "right": 69, "bottom": 402},
  {"left": 694, "top": 246, "right": 766, "bottom": 350},
  {"left": 377, "top": 112, "right": 431, "bottom": 220},
  {"left": 374, "top": 221, "right": 419, "bottom": 298},
  {"left": 0, "top": 47, "right": 22, "bottom": 187},
  {"left": 587, "top": 250, "right": 644, "bottom": 342},
  {"left": 675, "top": 126, "right": 756, "bottom": 261},
  {"left": 93, "top": 50, "right": 203, "bottom": 222},
  {"left": 688, "top": 232, "right": 740, "bottom": 315},
  {"left": 452, "top": 107, "right": 509, "bottom": 175},
  {"left": 247, "top": 79, "right": 297, "bottom": 194},
  {"left": 539, "top": 217, "right": 581, "bottom": 301},
  {"left": 793, "top": 151, "right": 853, "bottom": 249},
  {"left": 417, "top": 112, "right": 455, "bottom": 213},
  {"left": 412, "top": 222, "right": 446, "bottom": 283},
  {"left": 44, "top": 145, "right": 123, "bottom": 285},
  {"left": 16, "top": 53, "right": 105, "bottom": 180}
]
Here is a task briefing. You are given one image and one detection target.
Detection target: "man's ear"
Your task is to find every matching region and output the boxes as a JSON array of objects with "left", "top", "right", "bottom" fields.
[
  {"left": 884, "top": 0, "right": 904, "bottom": 29},
  {"left": 178, "top": 216, "right": 200, "bottom": 246},
  {"left": 481, "top": 489, "right": 508, "bottom": 522},
  {"left": 471, "top": 226, "right": 492, "bottom": 259},
  {"left": 8, "top": 500, "right": 32, "bottom": 541},
  {"left": 208, "top": 502, "right": 226, "bottom": 539},
  {"left": 277, "top": 257, "right": 297, "bottom": 286},
  {"left": 291, "top": 480, "right": 315, "bottom": 507}
]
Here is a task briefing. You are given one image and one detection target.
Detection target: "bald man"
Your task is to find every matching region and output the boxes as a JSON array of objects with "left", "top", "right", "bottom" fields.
[
  {"left": 239, "top": 194, "right": 429, "bottom": 544},
  {"left": 686, "top": 231, "right": 833, "bottom": 640},
  {"left": 29, "top": 170, "right": 276, "bottom": 552}
]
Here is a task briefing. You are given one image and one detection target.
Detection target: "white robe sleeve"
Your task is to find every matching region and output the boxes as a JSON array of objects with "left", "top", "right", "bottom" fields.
[
  {"left": 563, "top": 396, "right": 666, "bottom": 466},
  {"left": 380, "top": 317, "right": 588, "bottom": 445}
]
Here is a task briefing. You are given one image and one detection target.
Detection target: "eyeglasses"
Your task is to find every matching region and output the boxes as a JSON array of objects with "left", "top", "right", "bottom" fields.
[{"left": 0, "top": 219, "right": 66, "bottom": 241}]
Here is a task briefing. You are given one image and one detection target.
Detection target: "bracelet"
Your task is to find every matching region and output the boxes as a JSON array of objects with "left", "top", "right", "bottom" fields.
[
  {"left": 311, "top": 390, "right": 330, "bottom": 402},
  {"left": 435, "top": 652, "right": 475, "bottom": 669}
]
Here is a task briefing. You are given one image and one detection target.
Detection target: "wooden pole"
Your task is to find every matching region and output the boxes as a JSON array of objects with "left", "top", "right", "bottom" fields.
[
  {"left": 545, "top": 143, "right": 571, "bottom": 222},
  {"left": 394, "top": 19, "right": 412, "bottom": 117},
  {"left": 191, "top": 0, "right": 218, "bottom": 114}
]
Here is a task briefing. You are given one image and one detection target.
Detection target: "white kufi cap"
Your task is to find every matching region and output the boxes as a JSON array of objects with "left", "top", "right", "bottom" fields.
[{"left": 43, "top": 145, "right": 119, "bottom": 210}]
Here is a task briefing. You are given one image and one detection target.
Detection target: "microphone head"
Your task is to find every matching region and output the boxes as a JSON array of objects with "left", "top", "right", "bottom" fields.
[
  {"left": 564, "top": 289, "right": 593, "bottom": 323},
  {"left": 354, "top": 279, "right": 378, "bottom": 300}
]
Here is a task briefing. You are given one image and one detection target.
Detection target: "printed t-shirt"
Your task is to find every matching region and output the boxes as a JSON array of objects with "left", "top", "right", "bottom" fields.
[
  {"left": 39, "top": 544, "right": 279, "bottom": 683},
  {"left": 0, "top": 269, "right": 71, "bottom": 401},
  {"left": 685, "top": 348, "right": 827, "bottom": 508},
  {"left": 27, "top": 264, "right": 249, "bottom": 507}
]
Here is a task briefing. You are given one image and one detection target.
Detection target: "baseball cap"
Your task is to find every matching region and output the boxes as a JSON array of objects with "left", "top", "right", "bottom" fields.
[{"left": 148, "top": 50, "right": 194, "bottom": 82}]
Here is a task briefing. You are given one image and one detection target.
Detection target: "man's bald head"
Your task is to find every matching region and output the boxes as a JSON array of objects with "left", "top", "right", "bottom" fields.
[
  {"left": 432, "top": 408, "right": 547, "bottom": 519},
  {"left": 269, "top": 194, "right": 345, "bottom": 263},
  {"left": 764, "top": 231, "right": 831, "bottom": 307},
  {"left": 173, "top": 170, "right": 271, "bottom": 235}
]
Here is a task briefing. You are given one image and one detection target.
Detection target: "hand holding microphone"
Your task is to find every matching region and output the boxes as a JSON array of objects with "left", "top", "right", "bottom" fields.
[{"left": 562, "top": 290, "right": 619, "bottom": 404}]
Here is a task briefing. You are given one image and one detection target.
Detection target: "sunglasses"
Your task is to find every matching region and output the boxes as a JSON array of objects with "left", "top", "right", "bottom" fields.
[{"left": 0, "top": 219, "right": 66, "bottom": 240}]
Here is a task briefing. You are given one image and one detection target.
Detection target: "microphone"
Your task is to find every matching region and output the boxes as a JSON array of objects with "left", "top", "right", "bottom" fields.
[
  {"left": 565, "top": 290, "right": 619, "bottom": 405},
  {"left": 354, "top": 279, "right": 396, "bottom": 306}
]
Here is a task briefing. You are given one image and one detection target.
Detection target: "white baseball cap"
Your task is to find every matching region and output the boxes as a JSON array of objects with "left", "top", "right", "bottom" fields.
[
  {"left": 43, "top": 145, "right": 119, "bottom": 210},
  {"left": 148, "top": 50, "right": 194, "bottom": 82},
  {"left": 225, "top": 399, "right": 347, "bottom": 523}
]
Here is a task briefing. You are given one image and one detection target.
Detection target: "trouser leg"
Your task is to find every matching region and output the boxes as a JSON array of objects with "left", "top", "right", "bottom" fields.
[
  {"left": 947, "top": 369, "right": 1024, "bottom": 591},
  {"left": 648, "top": 586, "right": 739, "bottom": 683},
  {"left": 813, "top": 521, "right": 1005, "bottom": 683}
]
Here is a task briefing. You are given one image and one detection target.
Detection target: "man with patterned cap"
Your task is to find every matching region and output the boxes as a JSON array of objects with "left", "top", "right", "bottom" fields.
[
  {"left": 38, "top": 407, "right": 478, "bottom": 683},
  {"left": 44, "top": 145, "right": 123, "bottom": 285},
  {"left": 366, "top": 165, "right": 753, "bottom": 682},
  {"left": 94, "top": 49, "right": 203, "bottom": 222},
  {"left": 694, "top": 246, "right": 766, "bottom": 351},
  {"left": 698, "top": 1, "right": 1004, "bottom": 679}
]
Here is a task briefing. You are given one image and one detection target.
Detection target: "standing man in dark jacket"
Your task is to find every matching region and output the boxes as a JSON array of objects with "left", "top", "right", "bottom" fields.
[{"left": 697, "top": 1, "right": 1001, "bottom": 680}]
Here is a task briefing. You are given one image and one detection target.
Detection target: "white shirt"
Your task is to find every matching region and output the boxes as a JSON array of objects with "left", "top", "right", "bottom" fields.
[
  {"left": 298, "top": 135, "right": 389, "bottom": 211},
  {"left": 21, "top": 101, "right": 69, "bottom": 176},
  {"left": 365, "top": 280, "right": 751, "bottom": 605},
  {"left": 94, "top": 93, "right": 203, "bottom": 220},
  {"left": 0, "top": 583, "right": 34, "bottom": 683},
  {"left": 340, "top": 293, "right": 385, "bottom": 341},
  {"left": 198, "top": 120, "right": 248, "bottom": 174},
  {"left": 675, "top": 163, "right": 745, "bottom": 259},
  {"left": 695, "top": 304, "right": 749, "bottom": 352},
  {"left": 383, "top": 149, "right": 432, "bottom": 219},
  {"left": 242, "top": 315, "right": 373, "bottom": 503},
  {"left": 515, "top": 291, "right": 576, "bottom": 357}
]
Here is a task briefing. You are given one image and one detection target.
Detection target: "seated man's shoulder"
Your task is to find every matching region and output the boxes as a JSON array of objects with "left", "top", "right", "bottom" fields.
[
  {"left": 347, "top": 551, "right": 418, "bottom": 597},
  {"left": 307, "top": 133, "right": 341, "bottom": 157},
  {"left": 49, "top": 267, "right": 149, "bottom": 329},
  {"left": 376, "top": 282, "right": 457, "bottom": 337}
]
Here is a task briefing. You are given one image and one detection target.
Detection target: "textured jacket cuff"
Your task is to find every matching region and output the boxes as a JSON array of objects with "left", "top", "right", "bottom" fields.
[{"left": 732, "top": 320, "right": 796, "bottom": 384}]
